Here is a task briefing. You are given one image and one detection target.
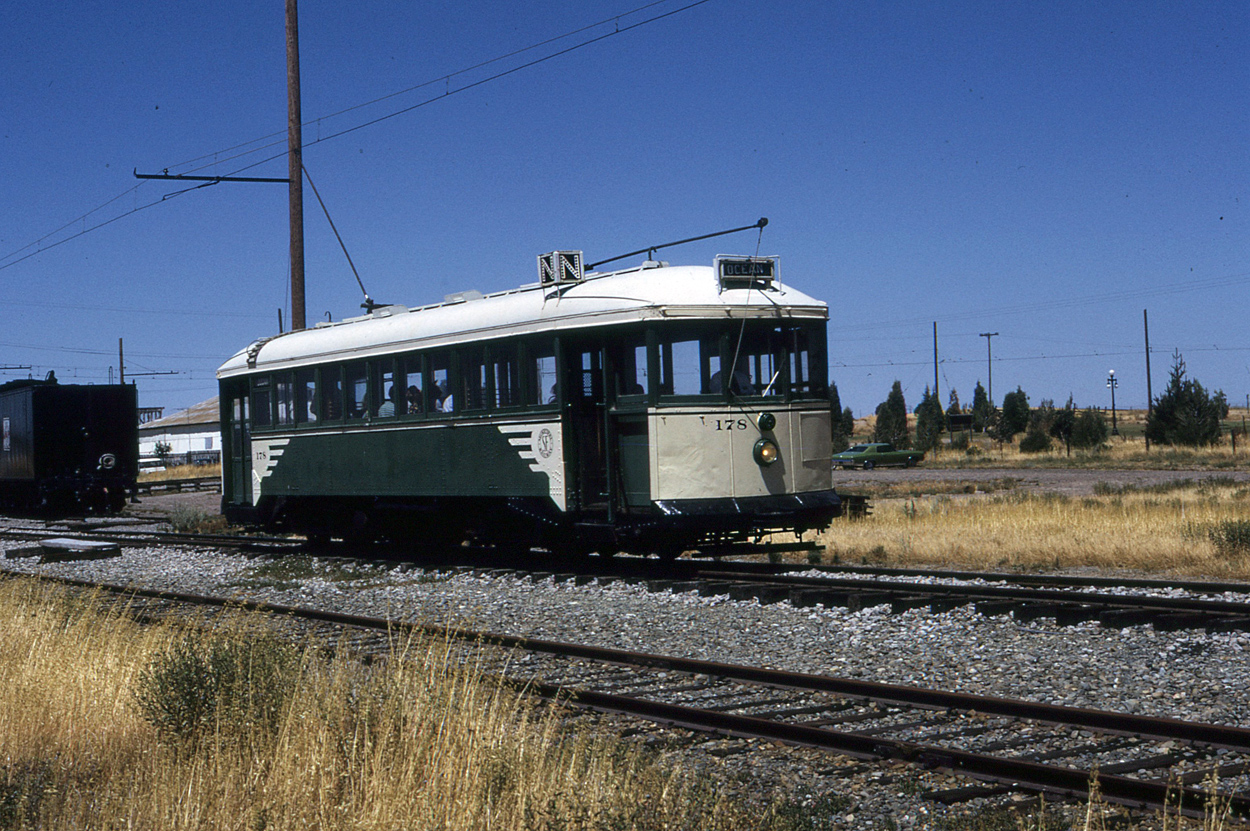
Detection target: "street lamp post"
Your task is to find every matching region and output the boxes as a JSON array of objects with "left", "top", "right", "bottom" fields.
[{"left": 1107, "top": 370, "right": 1119, "bottom": 436}]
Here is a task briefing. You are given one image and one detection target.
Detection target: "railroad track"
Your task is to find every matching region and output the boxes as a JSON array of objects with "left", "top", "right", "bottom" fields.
[
  {"left": 6, "top": 567, "right": 1249, "bottom": 821},
  {"left": 0, "top": 524, "right": 302, "bottom": 553},
  {"left": 8, "top": 521, "right": 1250, "bottom": 632}
]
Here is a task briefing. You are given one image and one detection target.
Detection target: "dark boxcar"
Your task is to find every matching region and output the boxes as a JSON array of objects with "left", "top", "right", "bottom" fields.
[{"left": 0, "top": 379, "right": 138, "bottom": 512}]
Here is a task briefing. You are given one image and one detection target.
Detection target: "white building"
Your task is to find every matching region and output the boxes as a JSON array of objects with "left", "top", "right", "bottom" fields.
[{"left": 138, "top": 397, "right": 221, "bottom": 466}]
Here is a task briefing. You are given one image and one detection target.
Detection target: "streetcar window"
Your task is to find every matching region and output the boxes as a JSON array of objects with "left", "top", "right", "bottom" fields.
[
  {"left": 460, "top": 347, "right": 487, "bottom": 411},
  {"left": 251, "top": 377, "right": 272, "bottom": 428},
  {"left": 401, "top": 354, "right": 424, "bottom": 415},
  {"left": 524, "top": 342, "right": 557, "bottom": 406},
  {"left": 659, "top": 336, "right": 720, "bottom": 396},
  {"left": 576, "top": 349, "right": 603, "bottom": 400},
  {"left": 322, "top": 367, "right": 344, "bottom": 420},
  {"left": 787, "top": 325, "right": 826, "bottom": 398},
  {"left": 371, "top": 360, "right": 397, "bottom": 418},
  {"left": 613, "top": 338, "right": 648, "bottom": 398},
  {"left": 275, "top": 374, "right": 295, "bottom": 426},
  {"left": 492, "top": 344, "right": 520, "bottom": 408},
  {"left": 345, "top": 363, "right": 368, "bottom": 420},
  {"left": 430, "top": 352, "right": 453, "bottom": 413},
  {"left": 733, "top": 324, "right": 783, "bottom": 396},
  {"left": 296, "top": 368, "right": 318, "bottom": 423},
  {"left": 659, "top": 338, "right": 701, "bottom": 396}
]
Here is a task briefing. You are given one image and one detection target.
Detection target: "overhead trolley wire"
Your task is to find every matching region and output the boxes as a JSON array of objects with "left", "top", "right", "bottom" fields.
[{"left": 0, "top": 0, "right": 715, "bottom": 274}]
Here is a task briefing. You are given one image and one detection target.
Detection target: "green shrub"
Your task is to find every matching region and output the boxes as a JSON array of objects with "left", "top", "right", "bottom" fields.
[
  {"left": 1209, "top": 520, "right": 1250, "bottom": 558},
  {"left": 167, "top": 505, "right": 226, "bottom": 534},
  {"left": 134, "top": 633, "right": 300, "bottom": 747},
  {"left": 1071, "top": 407, "right": 1109, "bottom": 450},
  {"left": 1018, "top": 428, "right": 1052, "bottom": 453}
]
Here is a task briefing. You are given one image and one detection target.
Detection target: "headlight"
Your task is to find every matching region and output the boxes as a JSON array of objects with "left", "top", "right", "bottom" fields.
[
  {"left": 753, "top": 438, "right": 779, "bottom": 466},
  {"left": 756, "top": 411, "right": 776, "bottom": 431},
  {"left": 98, "top": 453, "right": 117, "bottom": 470}
]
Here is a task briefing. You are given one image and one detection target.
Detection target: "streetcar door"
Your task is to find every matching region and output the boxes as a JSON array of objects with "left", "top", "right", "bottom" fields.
[
  {"left": 225, "top": 386, "right": 252, "bottom": 505},
  {"left": 566, "top": 345, "right": 609, "bottom": 510}
]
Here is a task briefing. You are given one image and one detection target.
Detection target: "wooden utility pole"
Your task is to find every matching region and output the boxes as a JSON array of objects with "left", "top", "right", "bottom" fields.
[
  {"left": 118, "top": 338, "right": 125, "bottom": 385},
  {"left": 980, "top": 332, "right": 998, "bottom": 405},
  {"left": 932, "top": 322, "right": 939, "bottom": 403},
  {"left": 286, "top": 0, "right": 306, "bottom": 331},
  {"left": 1143, "top": 309, "right": 1152, "bottom": 452}
]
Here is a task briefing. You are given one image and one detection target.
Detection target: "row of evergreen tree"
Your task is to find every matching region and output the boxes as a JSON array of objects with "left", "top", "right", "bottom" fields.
[{"left": 831, "top": 350, "right": 1230, "bottom": 453}]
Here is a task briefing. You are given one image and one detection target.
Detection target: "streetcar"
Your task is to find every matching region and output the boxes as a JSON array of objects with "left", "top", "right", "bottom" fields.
[{"left": 217, "top": 250, "right": 853, "bottom": 555}]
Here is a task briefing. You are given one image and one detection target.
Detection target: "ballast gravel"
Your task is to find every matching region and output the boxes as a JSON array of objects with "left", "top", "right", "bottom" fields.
[{"left": 3, "top": 537, "right": 1246, "bottom": 828}]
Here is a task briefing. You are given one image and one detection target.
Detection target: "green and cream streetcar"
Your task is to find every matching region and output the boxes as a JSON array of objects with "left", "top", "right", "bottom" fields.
[{"left": 218, "top": 251, "right": 852, "bottom": 555}]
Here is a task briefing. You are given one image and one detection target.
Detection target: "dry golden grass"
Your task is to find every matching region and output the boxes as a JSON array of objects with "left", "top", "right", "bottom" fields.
[
  {"left": 820, "top": 480, "right": 1250, "bottom": 579},
  {"left": 923, "top": 434, "right": 1248, "bottom": 471},
  {"left": 0, "top": 579, "right": 794, "bottom": 830},
  {"left": 138, "top": 463, "right": 221, "bottom": 482}
]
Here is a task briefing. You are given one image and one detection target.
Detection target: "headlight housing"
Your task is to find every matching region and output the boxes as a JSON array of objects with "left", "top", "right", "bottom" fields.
[
  {"left": 753, "top": 438, "right": 779, "bottom": 466},
  {"left": 756, "top": 411, "right": 776, "bottom": 431}
]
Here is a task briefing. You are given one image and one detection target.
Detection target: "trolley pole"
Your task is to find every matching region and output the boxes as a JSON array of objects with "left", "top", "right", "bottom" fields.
[{"left": 286, "top": 0, "right": 306, "bottom": 331}]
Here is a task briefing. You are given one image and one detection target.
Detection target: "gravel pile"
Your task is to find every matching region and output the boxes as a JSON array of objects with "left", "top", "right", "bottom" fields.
[{"left": 3, "top": 537, "right": 1245, "bottom": 828}]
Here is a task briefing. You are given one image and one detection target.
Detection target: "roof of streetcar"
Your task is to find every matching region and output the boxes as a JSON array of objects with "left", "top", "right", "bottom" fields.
[{"left": 218, "top": 259, "right": 827, "bottom": 377}]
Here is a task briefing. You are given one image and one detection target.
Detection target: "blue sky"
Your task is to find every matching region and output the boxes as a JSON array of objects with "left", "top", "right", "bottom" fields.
[{"left": 2, "top": 1, "right": 1245, "bottom": 417}]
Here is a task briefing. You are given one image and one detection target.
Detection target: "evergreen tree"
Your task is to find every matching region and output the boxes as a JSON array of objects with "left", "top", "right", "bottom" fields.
[
  {"left": 914, "top": 386, "right": 946, "bottom": 452},
  {"left": 971, "top": 382, "right": 991, "bottom": 433},
  {"left": 1019, "top": 399, "right": 1054, "bottom": 453},
  {"left": 828, "top": 382, "right": 850, "bottom": 452},
  {"left": 998, "top": 386, "right": 1030, "bottom": 441},
  {"left": 841, "top": 407, "right": 856, "bottom": 442},
  {"left": 1048, "top": 396, "right": 1078, "bottom": 455},
  {"left": 1071, "top": 407, "right": 1109, "bottom": 450},
  {"left": 946, "top": 389, "right": 961, "bottom": 418},
  {"left": 873, "top": 381, "right": 910, "bottom": 449},
  {"left": 1146, "top": 351, "right": 1225, "bottom": 446}
]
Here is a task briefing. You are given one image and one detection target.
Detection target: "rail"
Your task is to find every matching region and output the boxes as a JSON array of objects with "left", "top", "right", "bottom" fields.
[{"left": 134, "top": 476, "right": 221, "bottom": 495}]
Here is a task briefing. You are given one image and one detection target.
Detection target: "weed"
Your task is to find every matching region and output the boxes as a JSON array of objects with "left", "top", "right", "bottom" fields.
[
  {"left": 763, "top": 790, "right": 852, "bottom": 831},
  {"left": 133, "top": 632, "right": 300, "bottom": 747},
  {"left": 237, "top": 555, "right": 382, "bottom": 589},
  {"left": 1208, "top": 519, "right": 1250, "bottom": 558},
  {"left": 933, "top": 800, "right": 1068, "bottom": 831},
  {"left": 805, "top": 549, "right": 823, "bottom": 565},
  {"left": 167, "top": 505, "right": 227, "bottom": 533},
  {"left": 0, "top": 760, "right": 56, "bottom": 827},
  {"left": 864, "top": 544, "right": 889, "bottom": 564}
]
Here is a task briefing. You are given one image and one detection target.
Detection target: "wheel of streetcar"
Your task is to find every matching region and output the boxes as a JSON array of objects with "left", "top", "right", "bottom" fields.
[{"left": 863, "top": 460, "right": 875, "bottom": 470}]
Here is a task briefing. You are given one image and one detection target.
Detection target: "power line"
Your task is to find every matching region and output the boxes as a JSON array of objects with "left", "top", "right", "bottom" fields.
[
  {"left": 0, "top": 0, "right": 715, "bottom": 273},
  {"left": 164, "top": 0, "right": 682, "bottom": 177},
  {"left": 832, "top": 270, "right": 1250, "bottom": 335}
]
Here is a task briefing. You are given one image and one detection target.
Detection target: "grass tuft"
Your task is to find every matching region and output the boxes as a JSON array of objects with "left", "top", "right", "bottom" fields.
[{"left": 166, "top": 505, "right": 228, "bottom": 534}]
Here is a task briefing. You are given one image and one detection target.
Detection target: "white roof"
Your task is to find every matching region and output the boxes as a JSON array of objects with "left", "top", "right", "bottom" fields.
[
  {"left": 138, "top": 396, "right": 220, "bottom": 432},
  {"left": 218, "top": 261, "right": 827, "bottom": 378}
]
